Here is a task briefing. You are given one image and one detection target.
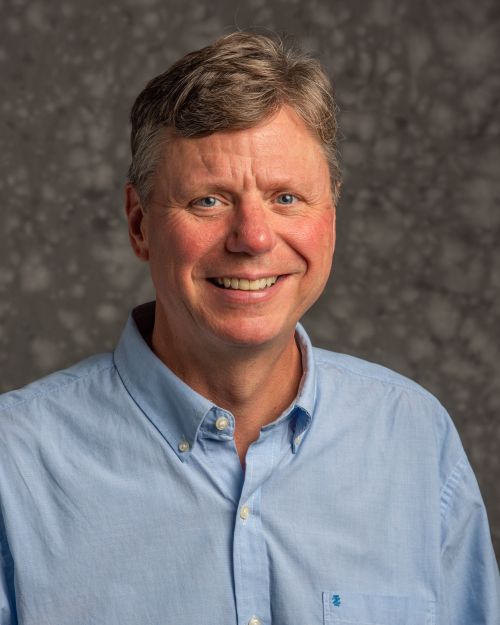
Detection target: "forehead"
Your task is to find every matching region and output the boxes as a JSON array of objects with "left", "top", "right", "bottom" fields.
[{"left": 159, "top": 106, "right": 329, "bottom": 187}]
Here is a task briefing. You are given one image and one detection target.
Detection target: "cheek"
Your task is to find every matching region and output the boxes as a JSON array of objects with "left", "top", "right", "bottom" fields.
[
  {"left": 295, "top": 211, "right": 335, "bottom": 265},
  {"left": 149, "top": 218, "right": 223, "bottom": 271}
]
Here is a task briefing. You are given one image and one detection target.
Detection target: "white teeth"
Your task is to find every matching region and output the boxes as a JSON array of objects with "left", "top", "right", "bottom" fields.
[{"left": 213, "top": 276, "right": 278, "bottom": 290}]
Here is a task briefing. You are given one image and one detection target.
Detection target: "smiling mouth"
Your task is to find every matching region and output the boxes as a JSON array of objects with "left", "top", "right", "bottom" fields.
[{"left": 209, "top": 276, "right": 279, "bottom": 291}]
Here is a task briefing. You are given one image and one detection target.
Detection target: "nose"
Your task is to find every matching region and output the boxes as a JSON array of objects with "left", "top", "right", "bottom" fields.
[{"left": 225, "top": 201, "right": 276, "bottom": 255}]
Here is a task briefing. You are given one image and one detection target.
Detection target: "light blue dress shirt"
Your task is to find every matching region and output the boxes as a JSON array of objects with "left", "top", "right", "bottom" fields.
[{"left": 1, "top": 302, "right": 499, "bottom": 625}]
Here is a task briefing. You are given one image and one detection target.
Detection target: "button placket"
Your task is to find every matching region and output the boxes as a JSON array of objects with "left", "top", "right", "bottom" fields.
[{"left": 233, "top": 443, "right": 273, "bottom": 625}]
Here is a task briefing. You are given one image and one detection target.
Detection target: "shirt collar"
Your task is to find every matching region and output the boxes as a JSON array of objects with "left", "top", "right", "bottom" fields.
[
  {"left": 113, "top": 302, "right": 317, "bottom": 461},
  {"left": 292, "top": 323, "right": 317, "bottom": 451}
]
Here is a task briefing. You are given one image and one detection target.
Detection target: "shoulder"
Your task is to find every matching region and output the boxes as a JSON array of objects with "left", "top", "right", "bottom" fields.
[
  {"left": 0, "top": 352, "right": 115, "bottom": 420},
  {"left": 0, "top": 353, "right": 119, "bottom": 508},
  {"left": 313, "top": 346, "right": 437, "bottom": 402},
  {"left": 311, "top": 346, "right": 465, "bottom": 478}
]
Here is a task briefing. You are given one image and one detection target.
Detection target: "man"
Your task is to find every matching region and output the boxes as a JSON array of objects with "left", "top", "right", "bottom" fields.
[{"left": 0, "top": 32, "right": 499, "bottom": 625}]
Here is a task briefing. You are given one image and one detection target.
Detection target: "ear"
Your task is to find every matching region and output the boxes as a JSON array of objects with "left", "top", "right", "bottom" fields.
[{"left": 124, "top": 183, "right": 149, "bottom": 262}]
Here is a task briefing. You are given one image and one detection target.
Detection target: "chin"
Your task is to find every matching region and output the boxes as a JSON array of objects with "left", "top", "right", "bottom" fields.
[{"left": 208, "top": 317, "right": 293, "bottom": 349}]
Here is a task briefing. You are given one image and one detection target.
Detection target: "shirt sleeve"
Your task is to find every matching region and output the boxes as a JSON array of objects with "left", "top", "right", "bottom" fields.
[
  {"left": 0, "top": 512, "right": 15, "bottom": 625},
  {"left": 440, "top": 454, "right": 500, "bottom": 624}
]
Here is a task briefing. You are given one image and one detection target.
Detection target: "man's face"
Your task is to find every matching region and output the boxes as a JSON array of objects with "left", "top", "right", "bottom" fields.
[{"left": 129, "top": 106, "right": 336, "bottom": 354}]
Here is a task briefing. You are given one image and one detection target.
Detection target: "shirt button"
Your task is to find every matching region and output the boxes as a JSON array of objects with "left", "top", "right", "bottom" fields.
[
  {"left": 248, "top": 617, "right": 262, "bottom": 625},
  {"left": 240, "top": 505, "right": 250, "bottom": 520},
  {"left": 215, "top": 416, "right": 229, "bottom": 431},
  {"left": 178, "top": 440, "right": 190, "bottom": 453}
]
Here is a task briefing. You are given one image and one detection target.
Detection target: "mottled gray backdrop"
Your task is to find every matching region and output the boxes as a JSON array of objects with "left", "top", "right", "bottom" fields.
[{"left": 1, "top": 0, "right": 499, "bottom": 559}]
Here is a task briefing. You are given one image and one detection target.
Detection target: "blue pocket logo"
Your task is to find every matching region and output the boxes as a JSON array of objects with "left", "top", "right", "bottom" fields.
[{"left": 331, "top": 594, "right": 341, "bottom": 607}]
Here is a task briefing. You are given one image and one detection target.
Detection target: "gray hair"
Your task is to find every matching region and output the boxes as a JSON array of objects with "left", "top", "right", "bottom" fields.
[{"left": 128, "top": 31, "right": 341, "bottom": 207}]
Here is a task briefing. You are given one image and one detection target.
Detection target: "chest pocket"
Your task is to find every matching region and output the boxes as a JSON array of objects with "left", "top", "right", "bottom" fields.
[{"left": 322, "top": 591, "right": 435, "bottom": 625}]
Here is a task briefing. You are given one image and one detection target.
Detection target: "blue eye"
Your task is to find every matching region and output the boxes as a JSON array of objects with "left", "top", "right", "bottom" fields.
[
  {"left": 276, "top": 193, "right": 297, "bottom": 205},
  {"left": 194, "top": 196, "right": 221, "bottom": 208}
]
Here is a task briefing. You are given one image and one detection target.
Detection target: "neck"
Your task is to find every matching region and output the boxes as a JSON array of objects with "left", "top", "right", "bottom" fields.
[{"left": 150, "top": 319, "right": 303, "bottom": 466}]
